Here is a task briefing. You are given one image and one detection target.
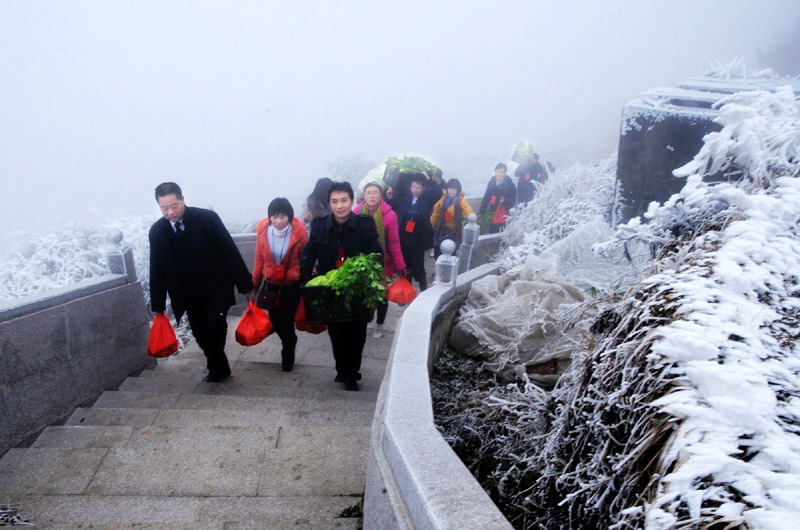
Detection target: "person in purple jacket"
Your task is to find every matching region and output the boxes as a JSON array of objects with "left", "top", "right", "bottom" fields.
[{"left": 354, "top": 181, "right": 407, "bottom": 338}]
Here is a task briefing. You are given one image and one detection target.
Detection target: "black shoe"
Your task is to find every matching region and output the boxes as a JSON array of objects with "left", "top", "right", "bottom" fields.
[
  {"left": 344, "top": 380, "right": 359, "bottom": 391},
  {"left": 281, "top": 349, "right": 295, "bottom": 372},
  {"left": 203, "top": 370, "right": 231, "bottom": 383},
  {"left": 334, "top": 374, "right": 344, "bottom": 382}
]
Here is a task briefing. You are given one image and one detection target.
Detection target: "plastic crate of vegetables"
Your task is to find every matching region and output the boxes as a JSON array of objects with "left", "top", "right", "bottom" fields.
[
  {"left": 512, "top": 142, "right": 534, "bottom": 164},
  {"left": 301, "top": 253, "right": 386, "bottom": 324},
  {"left": 301, "top": 285, "right": 374, "bottom": 323},
  {"left": 383, "top": 156, "right": 437, "bottom": 192}
]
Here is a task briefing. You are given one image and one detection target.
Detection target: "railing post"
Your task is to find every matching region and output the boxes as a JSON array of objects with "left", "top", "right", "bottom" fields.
[
  {"left": 434, "top": 239, "right": 459, "bottom": 287},
  {"left": 457, "top": 213, "right": 480, "bottom": 273},
  {"left": 106, "top": 229, "right": 137, "bottom": 283}
]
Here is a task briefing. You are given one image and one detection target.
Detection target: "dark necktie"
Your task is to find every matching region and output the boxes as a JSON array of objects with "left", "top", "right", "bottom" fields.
[{"left": 174, "top": 221, "right": 184, "bottom": 234}]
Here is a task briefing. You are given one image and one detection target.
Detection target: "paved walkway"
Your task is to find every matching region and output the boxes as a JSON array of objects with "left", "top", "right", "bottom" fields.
[{"left": 0, "top": 295, "right": 409, "bottom": 528}]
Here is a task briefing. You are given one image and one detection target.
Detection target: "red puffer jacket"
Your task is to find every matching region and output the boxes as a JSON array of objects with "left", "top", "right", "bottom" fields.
[{"left": 252, "top": 216, "right": 308, "bottom": 287}]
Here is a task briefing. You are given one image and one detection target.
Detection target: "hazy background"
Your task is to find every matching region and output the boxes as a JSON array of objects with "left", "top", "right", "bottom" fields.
[{"left": 2, "top": 0, "right": 799, "bottom": 254}]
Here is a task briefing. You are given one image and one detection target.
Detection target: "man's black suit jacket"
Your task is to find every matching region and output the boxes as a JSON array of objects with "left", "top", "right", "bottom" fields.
[
  {"left": 299, "top": 212, "right": 383, "bottom": 276},
  {"left": 149, "top": 206, "right": 254, "bottom": 322}
]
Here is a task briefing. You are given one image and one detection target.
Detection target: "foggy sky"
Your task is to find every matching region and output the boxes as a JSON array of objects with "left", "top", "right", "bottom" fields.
[{"left": 2, "top": 1, "right": 799, "bottom": 253}]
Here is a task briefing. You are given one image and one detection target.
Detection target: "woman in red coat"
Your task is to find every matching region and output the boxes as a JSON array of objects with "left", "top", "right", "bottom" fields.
[
  {"left": 353, "top": 181, "right": 406, "bottom": 337},
  {"left": 252, "top": 198, "right": 308, "bottom": 371}
]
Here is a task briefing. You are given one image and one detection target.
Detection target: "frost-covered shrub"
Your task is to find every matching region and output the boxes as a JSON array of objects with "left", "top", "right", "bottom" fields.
[
  {"left": 437, "top": 86, "right": 800, "bottom": 529},
  {"left": 0, "top": 216, "right": 153, "bottom": 302},
  {"left": 0, "top": 214, "right": 254, "bottom": 350},
  {"left": 545, "top": 88, "right": 800, "bottom": 528},
  {"left": 501, "top": 152, "right": 618, "bottom": 265}
]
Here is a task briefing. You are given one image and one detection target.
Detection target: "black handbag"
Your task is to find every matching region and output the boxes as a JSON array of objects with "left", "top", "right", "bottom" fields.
[{"left": 256, "top": 282, "right": 281, "bottom": 311}]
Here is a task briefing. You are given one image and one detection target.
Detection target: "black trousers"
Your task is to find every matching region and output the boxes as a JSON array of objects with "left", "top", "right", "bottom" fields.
[
  {"left": 402, "top": 247, "right": 427, "bottom": 291},
  {"left": 376, "top": 300, "right": 388, "bottom": 325},
  {"left": 269, "top": 283, "right": 301, "bottom": 366},
  {"left": 185, "top": 305, "right": 230, "bottom": 375},
  {"left": 327, "top": 319, "right": 368, "bottom": 382}
]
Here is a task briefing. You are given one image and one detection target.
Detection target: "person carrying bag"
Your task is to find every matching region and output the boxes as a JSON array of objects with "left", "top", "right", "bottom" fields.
[
  {"left": 353, "top": 181, "right": 406, "bottom": 337},
  {"left": 477, "top": 163, "right": 516, "bottom": 234},
  {"left": 252, "top": 198, "right": 308, "bottom": 372},
  {"left": 430, "top": 178, "right": 474, "bottom": 259}
]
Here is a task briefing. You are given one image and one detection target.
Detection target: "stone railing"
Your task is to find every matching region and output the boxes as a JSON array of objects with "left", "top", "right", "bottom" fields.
[
  {"left": 0, "top": 239, "right": 151, "bottom": 455},
  {"left": 364, "top": 231, "right": 513, "bottom": 529},
  {"left": 231, "top": 233, "right": 258, "bottom": 314}
]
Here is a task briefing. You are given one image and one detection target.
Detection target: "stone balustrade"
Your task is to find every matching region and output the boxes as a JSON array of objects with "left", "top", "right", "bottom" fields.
[{"left": 0, "top": 241, "right": 151, "bottom": 455}]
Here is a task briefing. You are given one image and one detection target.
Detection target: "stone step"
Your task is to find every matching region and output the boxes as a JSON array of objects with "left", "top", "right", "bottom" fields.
[
  {"left": 10, "top": 494, "right": 361, "bottom": 528},
  {"left": 139, "top": 359, "right": 385, "bottom": 380},
  {"left": 65, "top": 407, "right": 161, "bottom": 427},
  {"left": 27, "top": 519, "right": 361, "bottom": 529},
  {"left": 130, "top": 361, "right": 386, "bottom": 394},
  {"left": 65, "top": 405, "right": 372, "bottom": 430},
  {"left": 91, "top": 390, "right": 377, "bottom": 415},
  {"left": 1, "top": 425, "right": 369, "bottom": 498},
  {"left": 32, "top": 426, "right": 135, "bottom": 449},
  {"left": 110, "top": 372, "right": 380, "bottom": 402}
]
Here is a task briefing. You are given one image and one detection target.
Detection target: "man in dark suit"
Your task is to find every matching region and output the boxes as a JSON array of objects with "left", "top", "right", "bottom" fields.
[
  {"left": 149, "top": 182, "right": 254, "bottom": 382},
  {"left": 299, "top": 181, "right": 383, "bottom": 391},
  {"left": 387, "top": 174, "right": 433, "bottom": 291}
]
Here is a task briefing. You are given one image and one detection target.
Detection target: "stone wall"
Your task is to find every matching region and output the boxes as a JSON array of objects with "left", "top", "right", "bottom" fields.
[
  {"left": 0, "top": 248, "right": 151, "bottom": 455},
  {"left": 231, "top": 233, "right": 258, "bottom": 315},
  {"left": 364, "top": 242, "right": 512, "bottom": 528}
]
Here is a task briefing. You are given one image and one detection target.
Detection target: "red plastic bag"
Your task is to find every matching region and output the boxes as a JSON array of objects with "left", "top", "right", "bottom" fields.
[
  {"left": 387, "top": 276, "right": 417, "bottom": 305},
  {"left": 492, "top": 205, "right": 509, "bottom": 225},
  {"left": 295, "top": 298, "right": 327, "bottom": 334},
  {"left": 235, "top": 301, "right": 273, "bottom": 346},
  {"left": 148, "top": 313, "right": 179, "bottom": 358}
]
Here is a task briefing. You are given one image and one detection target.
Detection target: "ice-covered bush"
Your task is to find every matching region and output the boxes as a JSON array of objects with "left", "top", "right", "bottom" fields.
[
  {"left": 0, "top": 214, "right": 255, "bottom": 350},
  {"left": 437, "top": 86, "right": 800, "bottom": 529},
  {"left": 0, "top": 216, "right": 153, "bottom": 302},
  {"left": 501, "top": 152, "right": 618, "bottom": 263}
]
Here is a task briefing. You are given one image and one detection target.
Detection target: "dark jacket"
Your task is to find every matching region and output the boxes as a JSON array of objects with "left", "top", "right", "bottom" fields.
[
  {"left": 388, "top": 192, "right": 434, "bottom": 251},
  {"left": 149, "top": 206, "right": 254, "bottom": 322},
  {"left": 514, "top": 160, "right": 547, "bottom": 204},
  {"left": 422, "top": 178, "right": 444, "bottom": 210},
  {"left": 300, "top": 212, "right": 384, "bottom": 275},
  {"left": 478, "top": 177, "right": 517, "bottom": 215}
]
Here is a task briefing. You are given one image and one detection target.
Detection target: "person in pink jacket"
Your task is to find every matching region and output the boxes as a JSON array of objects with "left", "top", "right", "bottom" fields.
[{"left": 353, "top": 181, "right": 406, "bottom": 337}]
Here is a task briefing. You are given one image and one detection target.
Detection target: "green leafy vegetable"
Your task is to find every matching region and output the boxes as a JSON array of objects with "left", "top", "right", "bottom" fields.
[
  {"left": 515, "top": 142, "right": 534, "bottom": 156},
  {"left": 307, "top": 253, "right": 386, "bottom": 310},
  {"left": 385, "top": 156, "right": 437, "bottom": 175}
]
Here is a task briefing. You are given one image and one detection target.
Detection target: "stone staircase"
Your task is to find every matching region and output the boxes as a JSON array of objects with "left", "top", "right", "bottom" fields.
[{"left": 0, "top": 302, "right": 404, "bottom": 528}]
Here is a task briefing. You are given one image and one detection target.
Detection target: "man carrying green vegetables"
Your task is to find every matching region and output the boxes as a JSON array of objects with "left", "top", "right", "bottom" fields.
[{"left": 299, "top": 181, "right": 384, "bottom": 391}]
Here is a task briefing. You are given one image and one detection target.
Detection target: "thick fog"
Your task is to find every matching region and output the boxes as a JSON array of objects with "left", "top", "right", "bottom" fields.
[{"left": 2, "top": 1, "right": 798, "bottom": 253}]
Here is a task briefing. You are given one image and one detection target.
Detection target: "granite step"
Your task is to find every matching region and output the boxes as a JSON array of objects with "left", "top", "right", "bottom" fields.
[
  {"left": 0, "top": 307, "right": 393, "bottom": 528},
  {"left": 1, "top": 425, "right": 368, "bottom": 498},
  {"left": 66, "top": 405, "right": 372, "bottom": 430},
  {"left": 111, "top": 373, "right": 380, "bottom": 402},
  {"left": 91, "top": 389, "right": 378, "bottom": 413},
  {"left": 127, "top": 363, "right": 385, "bottom": 394},
  {"left": 10, "top": 494, "right": 361, "bottom": 528}
]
